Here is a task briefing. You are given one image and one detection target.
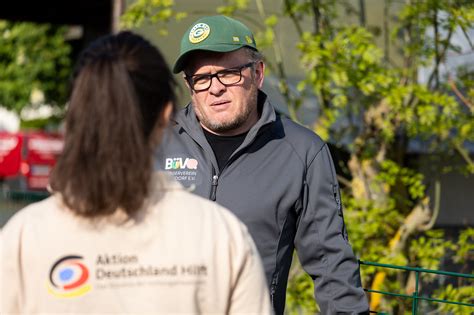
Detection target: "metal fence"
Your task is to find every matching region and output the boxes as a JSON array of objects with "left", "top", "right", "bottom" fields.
[{"left": 359, "top": 260, "right": 474, "bottom": 314}]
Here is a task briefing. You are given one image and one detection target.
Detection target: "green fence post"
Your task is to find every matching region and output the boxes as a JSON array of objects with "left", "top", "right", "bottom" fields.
[{"left": 412, "top": 270, "right": 420, "bottom": 314}]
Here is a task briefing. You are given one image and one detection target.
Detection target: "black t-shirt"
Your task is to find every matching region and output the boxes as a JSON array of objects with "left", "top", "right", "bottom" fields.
[{"left": 203, "top": 128, "right": 247, "bottom": 171}]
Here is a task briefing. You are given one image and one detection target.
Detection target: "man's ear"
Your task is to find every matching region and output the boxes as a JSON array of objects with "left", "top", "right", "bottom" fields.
[
  {"left": 183, "top": 75, "right": 194, "bottom": 94},
  {"left": 255, "top": 61, "right": 265, "bottom": 89}
]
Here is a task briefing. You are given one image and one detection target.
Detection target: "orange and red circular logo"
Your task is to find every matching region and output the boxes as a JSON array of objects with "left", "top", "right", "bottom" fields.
[{"left": 47, "top": 255, "right": 91, "bottom": 298}]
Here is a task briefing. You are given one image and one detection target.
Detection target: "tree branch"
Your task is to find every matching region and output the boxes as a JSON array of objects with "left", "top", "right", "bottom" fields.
[
  {"left": 427, "top": 25, "right": 454, "bottom": 89},
  {"left": 311, "top": 0, "right": 321, "bottom": 35},
  {"left": 448, "top": 75, "right": 474, "bottom": 112},
  {"left": 337, "top": 174, "right": 352, "bottom": 188},
  {"left": 460, "top": 24, "right": 474, "bottom": 50},
  {"left": 383, "top": 0, "right": 390, "bottom": 62},
  {"left": 453, "top": 142, "right": 474, "bottom": 170},
  {"left": 256, "top": 0, "right": 301, "bottom": 122},
  {"left": 284, "top": 0, "right": 304, "bottom": 36},
  {"left": 359, "top": 0, "right": 366, "bottom": 27},
  {"left": 420, "top": 179, "right": 441, "bottom": 231},
  {"left": 433, "top": 6, "right": 440, "bottom": 89}
]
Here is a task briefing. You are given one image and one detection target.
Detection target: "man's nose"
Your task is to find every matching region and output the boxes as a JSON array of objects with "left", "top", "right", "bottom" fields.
[{"left": 208, "top": 76, "right": 226, "bottom": 94}]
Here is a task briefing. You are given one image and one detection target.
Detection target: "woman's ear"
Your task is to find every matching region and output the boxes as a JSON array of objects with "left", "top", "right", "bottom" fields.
[
  {"left": 163, "top": 101, "right": 173, "bottom": 122},
  {"left": 156, "top": 101, "right": 174, "bottom": 129},
  {"left": 150, "top": 101, "right": 175, "bottom": 147}
]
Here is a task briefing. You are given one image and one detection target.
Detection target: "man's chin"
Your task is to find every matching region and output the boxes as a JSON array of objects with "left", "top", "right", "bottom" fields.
[{"left": 203, "top": 120, "right": 244, "bottom": 135}]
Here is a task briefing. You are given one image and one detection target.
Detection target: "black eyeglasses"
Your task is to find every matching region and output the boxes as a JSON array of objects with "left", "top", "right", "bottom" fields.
[{"left": 185, "top": 62, "right": 255, "bottom": 92}]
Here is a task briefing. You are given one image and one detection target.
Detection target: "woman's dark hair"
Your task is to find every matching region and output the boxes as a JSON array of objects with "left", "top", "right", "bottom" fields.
[{"left": 50, "top": 31, "right": 176, "bottom": 217}]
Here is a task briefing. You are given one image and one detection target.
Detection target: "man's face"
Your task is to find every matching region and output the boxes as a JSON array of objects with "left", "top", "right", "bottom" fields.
[{"left": 184, "top": 49, "right": 265, "bottom": 136}]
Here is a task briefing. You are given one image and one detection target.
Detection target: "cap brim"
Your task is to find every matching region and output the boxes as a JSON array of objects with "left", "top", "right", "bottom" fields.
[{"left": 172, "top": 43, "right": 249, "bottom": 73}]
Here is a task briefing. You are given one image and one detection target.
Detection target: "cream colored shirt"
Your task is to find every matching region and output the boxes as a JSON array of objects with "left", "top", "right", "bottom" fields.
[{"left": 1, "top": 173, "right": 271, "bottom": 314}]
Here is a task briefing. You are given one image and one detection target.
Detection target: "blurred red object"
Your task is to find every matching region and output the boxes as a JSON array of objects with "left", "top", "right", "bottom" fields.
[{"left": 0, "top": 131, "right": 63, "bottom": 191}]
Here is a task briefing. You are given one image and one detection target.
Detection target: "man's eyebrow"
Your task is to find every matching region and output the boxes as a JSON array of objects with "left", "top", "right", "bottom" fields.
[
  {"left": 192, "top": 72, "right": 212, "bottom": 77},
  {"left": 190, "top": 70, "right": 214, "bottom": 77},
  {"left": 191, "top": 66, "right": 242, "bottom": 77}
]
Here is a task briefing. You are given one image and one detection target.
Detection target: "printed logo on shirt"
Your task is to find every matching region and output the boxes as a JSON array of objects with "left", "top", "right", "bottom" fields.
[
  {"left": 93, "top": 253, "right": 208, "bottom": 290},
  {"left": 163, "top": 156, "right": 201, "bottom": 187},
  {"left": 165, "top": 157, "right": 198, "bottom": 170},
  {"left": 47, "top": 255, "right": 92, "bottom": 298}
]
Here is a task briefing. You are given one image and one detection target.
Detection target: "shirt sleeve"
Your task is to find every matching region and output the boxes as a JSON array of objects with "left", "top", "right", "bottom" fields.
[
  {"left": 228, "top": 224, "right": 273, "bottom": 315},
  {"left": 294, "top": 143, "right": 369, "bottom": 314},
  {"left": 1, "top": 215, "right": 23, "bottom": 314}
]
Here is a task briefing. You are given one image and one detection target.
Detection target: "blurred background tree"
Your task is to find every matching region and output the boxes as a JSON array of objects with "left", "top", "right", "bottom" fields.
[
  {"left": 122, "top": 0, "right": 473, "bottom": 313},
  {"left": 0, "top": 20, "right": 71, "bottom": 115}
]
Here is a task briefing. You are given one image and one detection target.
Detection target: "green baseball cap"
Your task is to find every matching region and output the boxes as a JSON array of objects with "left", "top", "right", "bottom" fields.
[{"left": 172, "top": 15, "right": 258, "bottom": 73}]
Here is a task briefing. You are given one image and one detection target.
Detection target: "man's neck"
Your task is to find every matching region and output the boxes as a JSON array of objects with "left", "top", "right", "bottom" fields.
[
  {"left": 200, "top": 123, "right": 253, "bottom": 137},
  {"left": 202, "top": 128, "right": 248, "bottom": 171}
]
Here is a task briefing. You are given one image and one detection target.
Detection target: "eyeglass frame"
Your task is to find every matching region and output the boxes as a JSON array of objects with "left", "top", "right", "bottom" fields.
[{"left": 184, "top": 62, "right": 256, "bottom": 92}]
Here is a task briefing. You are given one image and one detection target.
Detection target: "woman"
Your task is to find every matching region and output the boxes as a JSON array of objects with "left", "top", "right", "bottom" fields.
[{"left": 1, "top": 31, "right": 270, "bottom": 314}]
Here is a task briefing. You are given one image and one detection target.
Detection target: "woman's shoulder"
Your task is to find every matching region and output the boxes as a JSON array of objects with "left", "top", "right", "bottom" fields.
[{"left": 1, "top": 195, "right": 61, "bottom": 236}]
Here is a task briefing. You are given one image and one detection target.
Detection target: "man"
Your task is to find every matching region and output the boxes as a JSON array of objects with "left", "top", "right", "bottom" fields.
[{"left": 156, "top": 15, "right": 369, "bottom": 314}]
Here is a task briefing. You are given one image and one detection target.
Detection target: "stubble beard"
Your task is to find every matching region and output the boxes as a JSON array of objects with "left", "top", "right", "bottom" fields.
[{"left": 195, "top": 85, "right": 259, "bottom": 134}]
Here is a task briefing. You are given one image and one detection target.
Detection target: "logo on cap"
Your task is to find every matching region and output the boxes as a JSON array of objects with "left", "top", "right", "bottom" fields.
[{"left": 189, "top": 23, "right": 210, "bottom": 44}]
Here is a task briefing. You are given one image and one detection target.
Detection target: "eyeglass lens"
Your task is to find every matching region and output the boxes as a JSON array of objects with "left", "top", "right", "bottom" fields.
[{"left": 189, "top": 62, "right": 254, "bottom": 91}]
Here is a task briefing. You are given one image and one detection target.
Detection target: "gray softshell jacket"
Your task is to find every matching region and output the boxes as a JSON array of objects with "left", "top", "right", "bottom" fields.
[{"left": 155, "top": 91, "right": 369, "bottom": 314}]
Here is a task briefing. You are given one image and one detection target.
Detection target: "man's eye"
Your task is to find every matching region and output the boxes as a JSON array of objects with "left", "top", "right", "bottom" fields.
[
  {"left": 193, "top": 75, "right": 210, "bottom": 84},
  {"left": 219, "top": 70, "right": 240, "bottom": 78}
]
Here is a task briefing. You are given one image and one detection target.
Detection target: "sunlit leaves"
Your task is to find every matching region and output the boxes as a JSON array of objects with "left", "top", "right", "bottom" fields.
[
  {"left": 453, "top": 227, "right": 474, "bottom": 264},
  {"left": 217, "top": 0, "right": 250, "bottom": 15},
  {"left": 435, "top": 284, "right": 474, "bottom": 314},
  {"left": 409, "top": 230, "right": 454, "bottom": 271},
  {"left": 121, "top": 0, "right": 187, "bottom": 35},
  {"left": 0, "top": 21, "right": 71, "bottom": 112}
]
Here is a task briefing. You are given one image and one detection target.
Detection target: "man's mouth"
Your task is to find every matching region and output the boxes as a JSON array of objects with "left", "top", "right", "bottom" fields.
[{"left": 211, "top": 100, "right": 230, "bottom": 106}]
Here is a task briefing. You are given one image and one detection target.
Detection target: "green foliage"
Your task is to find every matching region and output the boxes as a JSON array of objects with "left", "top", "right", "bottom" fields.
[
  {"left": 377, "top": 160, "right": 426, "bottom": 201},
  {"left": 0, "top": 20, "right": 71, "bottom": 112},
  {"left": 452, "top": 227, "right": 474, "bottom": 264},
  {"left": 409, "top": 230, "right": 455, "bottom": 271},
  {"left": 285, "top": 255, "right": 319, "bottom": 314},
  {"left": 431, "top": 228, "right": 474, "bottom": 314},
  {"left": 121, "top": 0, "right": 187, "bottom": 35},
  {"left": 20, "top": 115, "right": 63, "bottom": 130},
  {"left": 434, "top": 284, "right": 474, "bottom": 314},
  {"left": 297, "top": 25, "right": 395, "bottom": 142},
  {"left": 395, "top": 0, "right": 474, "bottom": 66},
  {"left": 217, "top": 0, "right": 250, "bottom": 15}
]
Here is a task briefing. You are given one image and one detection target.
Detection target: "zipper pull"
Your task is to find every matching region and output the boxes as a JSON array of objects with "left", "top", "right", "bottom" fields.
[
  {"left": 270, "top": 276, "right": 278, "bottom": 307},
  {"left": 210, "top": 175, "right": 218, "bottom": 201}
]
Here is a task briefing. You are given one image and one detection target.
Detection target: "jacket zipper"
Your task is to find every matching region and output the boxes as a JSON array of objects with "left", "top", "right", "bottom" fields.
[
  {"left": 270, "top": 273, "right": 278, "bottom": 307},
  {"left": 210, "top": 174, "right": 218, "bottom": 201}
]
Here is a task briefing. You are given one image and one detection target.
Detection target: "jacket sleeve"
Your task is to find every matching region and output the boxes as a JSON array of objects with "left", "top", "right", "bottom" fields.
[{"left": 294, "top": 143, "right": 369, "bottom": 314}]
